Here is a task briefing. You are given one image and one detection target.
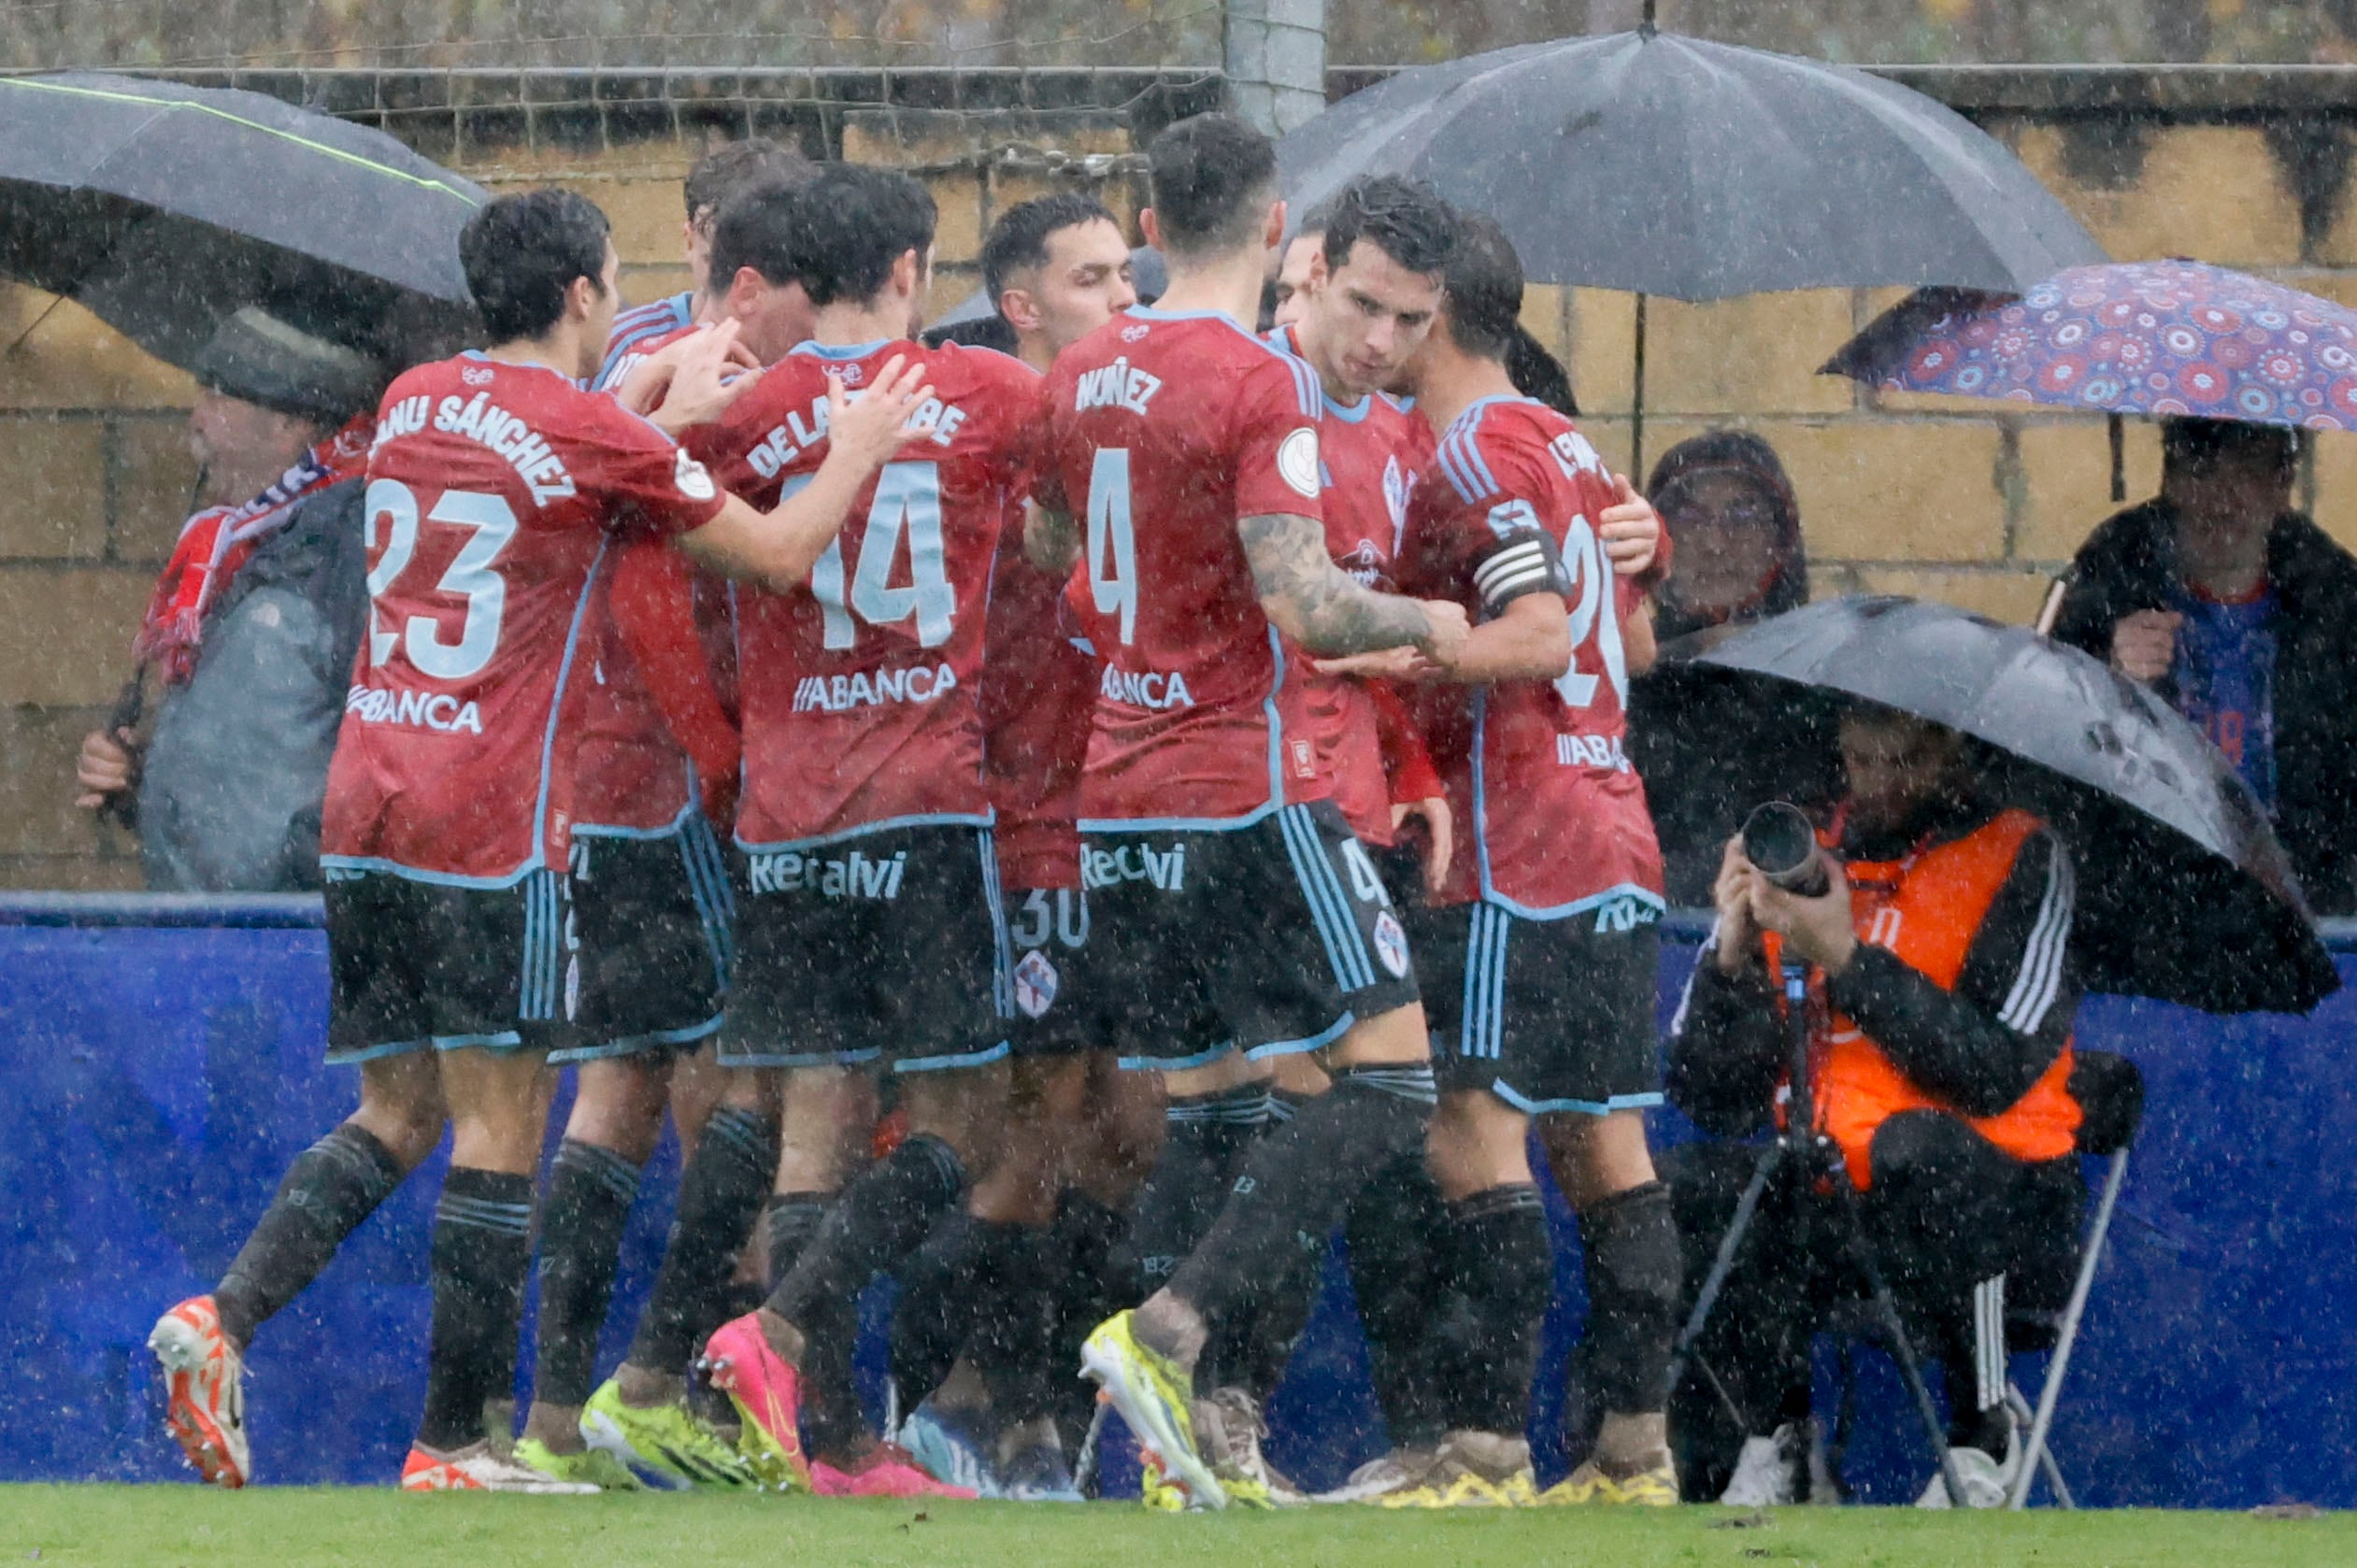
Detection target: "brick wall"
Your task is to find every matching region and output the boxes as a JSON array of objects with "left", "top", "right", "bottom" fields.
[{"left": 5, "top": 64, "right": 2356, "bottom": 888}]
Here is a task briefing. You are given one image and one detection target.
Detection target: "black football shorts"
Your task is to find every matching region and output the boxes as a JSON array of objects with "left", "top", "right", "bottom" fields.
[
  {"left": 324, "top": 865, "right": 574, "bottom": 1064},
  {"left": 551, "top": 815, "right": 734, "bottom": 1064}
]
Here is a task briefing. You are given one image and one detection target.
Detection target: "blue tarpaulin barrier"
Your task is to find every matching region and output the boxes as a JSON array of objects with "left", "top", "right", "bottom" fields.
[{"left": 2, "top": 895, "right": 2350, "bottom": 1505}]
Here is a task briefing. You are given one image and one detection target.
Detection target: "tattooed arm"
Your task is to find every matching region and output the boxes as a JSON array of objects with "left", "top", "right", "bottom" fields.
[
  {"left": 1023, "top": 501, "right": 1081, "bottom": 574},
  {"left": 1239, "top": 512, "right": 1469, "bottom": 660}
]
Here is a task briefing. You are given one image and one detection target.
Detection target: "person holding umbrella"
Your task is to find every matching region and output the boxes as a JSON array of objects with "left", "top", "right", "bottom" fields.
[
  {"left": 1665, "top": 704, "right": 2086, "bottom": 1510},
  {"left": 72, "top": 308, "right": 383, "bottom": 891},
  {"left": 2050, "top": 417, "right": 2357, "bottom": 915}
]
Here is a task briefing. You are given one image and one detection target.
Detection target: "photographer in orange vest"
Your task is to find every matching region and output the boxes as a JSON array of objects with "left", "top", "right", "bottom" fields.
[{"left": 1663, "top": 706, "right": 2086, "bottom": 1509}]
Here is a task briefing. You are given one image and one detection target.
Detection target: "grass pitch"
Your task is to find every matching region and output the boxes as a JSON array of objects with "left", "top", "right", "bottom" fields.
[{"left": 0, "top": 1488, "right": 2347, "bottom": 1568}]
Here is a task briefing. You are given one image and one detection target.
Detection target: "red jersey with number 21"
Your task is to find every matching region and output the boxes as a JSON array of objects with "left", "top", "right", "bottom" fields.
[
  {"left": 687, "top": 338, "right": 1038, "bottom": 847},
  {"left": 1398, "top": 395, "right": 1664, "bottom": 919},
  {"left": 1036, "top": 306, "right": 1331, "bottom": 827},
  {"left": 322, "top": 353, "right": 727, "bottom": 884}
]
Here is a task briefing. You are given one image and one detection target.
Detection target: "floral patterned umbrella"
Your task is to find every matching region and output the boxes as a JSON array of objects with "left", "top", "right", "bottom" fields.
[{"left": 1822, "top": 260, "right": 2357, "bottom": 432}]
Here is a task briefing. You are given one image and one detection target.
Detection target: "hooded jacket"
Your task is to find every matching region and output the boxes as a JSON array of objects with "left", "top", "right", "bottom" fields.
[{"left": 1630, "top": 431, "right": 1812, "bottom": 903}]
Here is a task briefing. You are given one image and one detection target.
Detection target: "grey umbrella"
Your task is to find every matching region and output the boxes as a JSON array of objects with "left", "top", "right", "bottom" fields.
[
  {"left": 0, "top": 72, "right": 485, "bottom": 371},
  {"left": 1652, "top": 595, "right": 2336, "bottom": 1015},
  {"left": 1276, "top": 12, "right": 2105, "bottom": 470}
]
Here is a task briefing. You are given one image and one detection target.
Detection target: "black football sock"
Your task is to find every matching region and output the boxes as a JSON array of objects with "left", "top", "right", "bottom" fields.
[
  {"left": 1579, "top": 1179, "right": 1682, "bottom": 1419},
  {"left": 1346, "top": 1147, "right": 1453, "bottom": 1449},
  {"left": 623, "top": 1106, "right": 779, "bottom": 1375},
  {"left": 764, "top": 1194, "right": 832, "bottom": 1297},
  {"left": 216, "top": 1122, "right": 406, "bottom": 1350},
  {"left": 1157, "top": 1066, "right": 1435, "bottom": 1361},
  {"left": 418, "top": 1167, "right": 534, "bottom": 1452},
  {"left": 1431, "top": 1184, "right": 1553, "bottom": 1437},
  {"left": 770, "top": 1133, "right": 966, "bottom": 1461},
  {"left": 887, "top": 1210, "right": 985, "bottom": 1405},
  {"left": 533, "top": 1140, "right": 643, "bottom": 1409},
  {"left": 1047, "top": 1189, "right": 1134, "bottom": 1436},
  {"left": 969, "top": 1222, "right": 1060, "bottom": 1419},
  {"left": 1128, "top": 1084, "right": 1271, "bottom": 1300}
]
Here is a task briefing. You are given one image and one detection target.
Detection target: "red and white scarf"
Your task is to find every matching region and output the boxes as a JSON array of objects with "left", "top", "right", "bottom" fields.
[{"left": 134, "top": 416, "right": 373, "bottom": 685}]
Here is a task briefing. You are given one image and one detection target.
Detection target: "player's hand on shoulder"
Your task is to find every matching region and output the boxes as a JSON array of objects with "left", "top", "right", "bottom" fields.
[
  {"left": 823, "top": 353, "right": 934, "bottom": 473},
  {"left": 1599, "top": 473, "right": 1662, "bottom": 579},
  {"left": 636, "top": 320, "right": 764, "bottom": 431}
]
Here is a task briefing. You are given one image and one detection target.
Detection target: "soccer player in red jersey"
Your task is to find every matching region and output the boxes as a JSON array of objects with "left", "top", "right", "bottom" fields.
[
  {"left": 146, "top": 188, "right": 930, "bottom": 1494},
  {"left": 887, "top": 192, "right": 1156, "bottom": 1498},
  {"left": 1361, "top": 212, "right": 1679, "bottom": 1506},
  {"left": 595, "top": 138, "right": 811, "bottom": 389},
  {"left": 521, "top": 174, "right": 836, "bottom": 1490},
  {"left": 1027, "top": 112, "right": 1469, "bottom": 1510},
  {"left": 684, "top": 164, "right": 1043, "bottom": 1500}
]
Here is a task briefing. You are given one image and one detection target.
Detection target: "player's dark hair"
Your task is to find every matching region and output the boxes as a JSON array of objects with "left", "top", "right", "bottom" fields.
[
  {"left": 1146, "top": 112, "right": 1279, "bottom": 257},
  {"left": 1293, "top": 201, "right": 1333, "bottom": 242},
  {"left": 1507, "top": 326, "right": 1579, "bottom": 418},
  {"left": 1441, "top": 210, "right": 1524, "bottom": 363},
  {"left": 777, "top": 164, "right": 936, "bottom": 308},
  {"left": 1320, "top": 176, "right": 1456, "bottom": 281},
  {"left": 2163, "top": 415, "right": 2297, "bottom": 480},
  {"left": 981, "top": 192, "right": 1121, "bottom": 310},
  {"left": 684, "top": 137, "right": 813, "bottom": 224},
  {"left": 707, "top": 178, "right": 807, "bottom": 292},
  {"left": 459, "top": 189, "right": 611, "bottom": 345}
]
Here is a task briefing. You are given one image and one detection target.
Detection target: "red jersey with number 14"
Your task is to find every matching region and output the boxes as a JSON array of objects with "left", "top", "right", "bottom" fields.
[
  {"left": 1036, "top": 306, "right": 1332, "bottom": 827},
  {"left": 322, "top": 353, "right": 726, "bottom": 884},
  {"left": 1396, "top": 395, "right": 1664, "bottom": 919},
  {"left": 686, "top": 338, "right": 1038, "bottom": 847}
]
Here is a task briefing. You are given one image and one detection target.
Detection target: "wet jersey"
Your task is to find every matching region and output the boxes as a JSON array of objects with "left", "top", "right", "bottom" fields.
[
  {"left": 1396, "top": 394, "right": 1664, "bottom": 919},
  {"left": 687, "top": 337, "right": 1038, "bottom": 847},
  {"left": 1035, "top": 306, "right": 1330, "bottom": 828},
  {"left": 575, "top": 321, "right": 709, "bottom": 833},
  {"left": 1267, "top": 321, "right": 1427, "bottom": 845},
  {"left": 321, "top": 352, "right": 727, "bottom": 884},
  {"left": 981, "top": 519, "right": 1097, "bottom": 890},
  {"left": 598, "top": 292, "right": 696, "bottom": 392}
]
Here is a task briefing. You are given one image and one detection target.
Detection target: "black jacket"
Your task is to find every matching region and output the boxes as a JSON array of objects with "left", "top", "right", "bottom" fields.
[
  {"left": 1666, "top": 798, "right": 2081, "bottom": 1142},
  {"left": 136, "top": 478, "right": 366, "bottom": 892},
  {"left": 2051, "top": 499, "right": 2357, "bottom": 915}
]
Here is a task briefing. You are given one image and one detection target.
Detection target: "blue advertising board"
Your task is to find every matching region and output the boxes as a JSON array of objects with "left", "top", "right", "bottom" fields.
[{"left": 1, "top": 896, "right": 2349, "bottom": 1505}]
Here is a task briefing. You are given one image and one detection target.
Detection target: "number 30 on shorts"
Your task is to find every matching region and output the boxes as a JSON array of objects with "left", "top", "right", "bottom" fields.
[{"left": 1008, "top": 889, "right": 1089, "bottom": 950}]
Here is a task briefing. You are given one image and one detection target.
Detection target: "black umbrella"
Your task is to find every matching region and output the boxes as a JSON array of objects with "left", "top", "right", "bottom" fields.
[
  {"left": 0, "top": 72, "right": 485, "bottom": 371},
  {"left": 1274, "top": 11, "right": 2105, "bottom": 471},
  {"left": 1653, "top": 595, "right": 2336, "bottom": 1016}
]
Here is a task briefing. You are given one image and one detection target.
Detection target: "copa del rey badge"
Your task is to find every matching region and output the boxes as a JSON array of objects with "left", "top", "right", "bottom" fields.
[
  {"left": 1014, "top": 948, "right": 1060, "bottom": 1019},
  {"left": 1373, "top": 911, "right": 1410, "bottom": 978}
]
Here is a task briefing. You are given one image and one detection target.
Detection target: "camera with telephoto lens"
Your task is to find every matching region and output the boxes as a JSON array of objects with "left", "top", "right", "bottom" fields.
[{"left": 1740, "top": 801, "right": 1830, "bottom": 899}]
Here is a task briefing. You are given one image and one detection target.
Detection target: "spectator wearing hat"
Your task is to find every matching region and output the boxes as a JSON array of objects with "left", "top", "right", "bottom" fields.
[
  {"left": 73, "top": 307, "right": 383, "bottom": 891},
  {"left": 2051, "top": 416, "right": 2357, "bottom": 914}
]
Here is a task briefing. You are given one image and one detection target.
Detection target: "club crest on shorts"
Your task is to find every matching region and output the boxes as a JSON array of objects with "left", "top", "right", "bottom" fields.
[
  {"left": 1013, "top": 948, "right": 1060, "bottom": 1018},
  {"left": 1373, "top": 910, "right": 1410, "bottom": 978}
]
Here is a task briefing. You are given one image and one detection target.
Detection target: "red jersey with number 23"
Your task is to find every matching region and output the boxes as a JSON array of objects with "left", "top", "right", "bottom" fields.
[
  {"left": 322, "top": 353, "right": 726, "bottom": 883},
  {"left": 687, "top": 338, "right": 1038, "bottom": 847},
  {"left": 1397, "top": 395, "right": 1664, "bottom": 919},
  {"left": 1036, "top": 306, "right": 1331, "bottom": 827}
]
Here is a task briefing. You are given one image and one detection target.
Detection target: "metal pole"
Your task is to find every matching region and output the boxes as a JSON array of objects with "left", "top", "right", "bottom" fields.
[
  {"left": 1225, "top": 0, "right": 1328, "bottom": 137},
  {"left": 1632, "top": 291, "right": 1649, "bottom": 481},
  {"left": 2006, "top": 1147, "right": 2130, "bottom": 1510}
]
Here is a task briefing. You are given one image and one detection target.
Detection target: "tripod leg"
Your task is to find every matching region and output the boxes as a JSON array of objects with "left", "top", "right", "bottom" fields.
[
  {"left": 1665, "top": 1140, "right": 1786, "bottom": 1390},
  {"left": 1829, "top": 1172, "right": 1973, "bottom": 1508}
]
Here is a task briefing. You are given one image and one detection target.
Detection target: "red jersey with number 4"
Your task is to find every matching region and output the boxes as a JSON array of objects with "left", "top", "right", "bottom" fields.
[
  {"left": 686, "top": 338, "right": 1038, "bottom": 847},
  {"left": 1396, "top": 395, "right": 1664, "bottom": 919},
  {"left": 1036, "top": 306, "right": 1332, "bottom": 827},
  {"left": 322, "top": 353, "right": 727, "bottom": 883},
  {"left": 1266, "top": 323, "right": 1427, "bottom": 845}
]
